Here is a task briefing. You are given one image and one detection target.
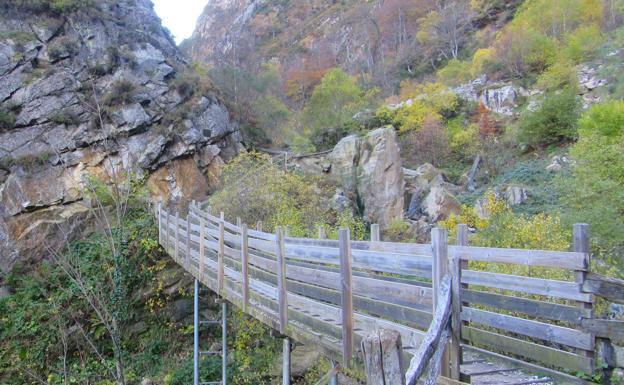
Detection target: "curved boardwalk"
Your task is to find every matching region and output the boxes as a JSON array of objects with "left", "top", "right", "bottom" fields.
[{"left": 156, "top": 203, "right": 623, "bottom": 384}]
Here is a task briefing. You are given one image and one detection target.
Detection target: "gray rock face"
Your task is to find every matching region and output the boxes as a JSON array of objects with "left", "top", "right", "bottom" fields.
[
  {"left": 404, "top": 163, "right": 460, "bottom": 223},
  {"left": 480, "top": 85, "right": 525, "bottom": 116},
  {"left": 329, "top": 127, "right": 404, "bottom": 228},
  {"left": 0, "top": 1, "right": 241, "bottom": 273}
]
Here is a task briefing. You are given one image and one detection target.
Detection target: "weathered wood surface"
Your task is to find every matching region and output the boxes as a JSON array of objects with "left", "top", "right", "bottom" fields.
[
  {"left": 362, "top": 329, "right": 405, "bottom": 385},
  {"left": 582, "top": 273, "right": 624, "bottom": 304},
  {"left": 580, "top": 319, "right": 624, "bottom": 344},
  {"left": 339, "top": 228, "right": 354, "bottom": 366},
  {"left": 161, "top": 207, "right": 605, "bottom": 382},
  {"left": 405, "top": 275, "right": 452, "bottom": 385}
]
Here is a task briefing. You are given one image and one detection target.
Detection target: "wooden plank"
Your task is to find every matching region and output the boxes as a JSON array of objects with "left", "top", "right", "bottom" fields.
[
  {"left": 450, "top": 234, "right": 463, "bottom": 380},
  {"left": 165, "top": 209, "right": 170, "bottom": 252},
  {"left": 461, "top": 289, "right": 591, "bottom": 324},
  {"left": 461, "top": 326, "right": 594, "bottom": 373},
  {"left": 185, "top": 214, "right": 191, "bottom": 269},
  {"left": 406, "top": 275, "right": 452, "bottom": 385},
  {"left": 199, "top": 215, "right": 205, "bottom": 279},
  {"left": 371, "top": 224, "right": 380, "bottom": 242},
  {"left": 461, "top": 307, "right": 593, "bottom": 350},
  {"left": 174, "top": 212, "right": 180, "bottom": 262},
  {"left": 461, "top": 270, "right": 592, "bottom": 302},
  {"left": 573, "top": 223, "right": 594, "bottom": 363},
  {"left": 218, "top": 213, "right": 225, "bottom": 295},
  {"left": 285, "top": 243, "right": 433, "bottom": 278},
  {"left": 157, "top": 202, "right": 162, "bottom": 246},
  {"left": 362, "top": 329, "right": 405, "bottom": 385},
  {"left": 450, "top": 246, "right": 587, "bottom": 271},
  {"left": 432, "top": 228, "right": 451, "bottom": 378},
  {"left": 275, "top": 227, "right": 288, "bottom": 334},
  {"left": 582, "top": 273, "right": 624, "bottom": 304},
  {"left": 462, "top": 346, "right": 587, "bottom": 385},
  {"left": 286, "top": 236, "right": 433, "bottom": 256},
  {"left": 339, "top": 228, "right": 354, "bottom": 367},
  {"left": 241, "top": 223, "right": 249, "bottom": 312},
  {"left": 580, "top": 319, "right": 624, "bottom": 344}
]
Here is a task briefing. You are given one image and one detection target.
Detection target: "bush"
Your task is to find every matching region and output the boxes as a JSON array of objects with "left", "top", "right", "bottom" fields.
[
  {"left": 103, "top": 79, "right": 138, "bottom": 106},
  {"left": 562, "top": 101, "right": 624, "bottom": 264},
  {"left": 564, "top": 25, "right": 604, "bottom": 63},
  {"left": 437, "top": 59, "right": 472, "bottom": 86},
  {"left": 302, "top": 68, "right": 377, "bottom": 136},
  {"left": 535, "top": 59, "right": 579, "bottom": 91},
  {"left": 209, "top": 152, "right": 330, "bottom": 236},
  {"left": 518, "top": 88, "right": 580, "bottom": 148},
  {"left": 383, "top": 219, "right": 415, "bottom": 242}
]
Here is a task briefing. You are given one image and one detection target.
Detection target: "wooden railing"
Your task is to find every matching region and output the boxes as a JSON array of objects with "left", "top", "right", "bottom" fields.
[{"left": 156, "top": 202, "right": 624, "bottom": 383}]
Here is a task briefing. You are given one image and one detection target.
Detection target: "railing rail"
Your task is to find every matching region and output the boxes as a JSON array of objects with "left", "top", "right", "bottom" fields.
[{"left": 156, "top": 202, "right": 624, "bottom": 383}]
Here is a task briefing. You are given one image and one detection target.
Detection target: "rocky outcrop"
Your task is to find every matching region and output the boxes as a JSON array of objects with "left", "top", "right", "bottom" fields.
[
  {"left": 0, "top": 1, "right": 242, "bottom": 273},
  {"left": 404, "top": 163, "right": 461, "bottom": 223},
  {"left": 329, "top": 127, "right": 404, "bottom": 228}
]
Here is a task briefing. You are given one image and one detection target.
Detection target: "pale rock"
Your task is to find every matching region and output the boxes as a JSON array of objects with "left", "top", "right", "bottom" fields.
[
  {"left": 330, "top": 127, "right": 404, "bottom": 228},
  {"left": 422, "top": 183, "right": 461, "bottom": 222},
  {"left": 110, "top": 103, "right": 151, "bottom": 131},
  {"left": 331, "top": 188, "right": 352, "bottom": 213},
  {"left": 480, "top": 85, "right": 524, "bottom": 116},
  {"left": 505, "top": 185, "right": 528, "bottom": 206}
]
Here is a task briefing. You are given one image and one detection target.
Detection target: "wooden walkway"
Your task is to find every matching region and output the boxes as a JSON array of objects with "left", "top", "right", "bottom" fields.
[{"left": 156, "top": 203, "right": 624, "bottom": 384}]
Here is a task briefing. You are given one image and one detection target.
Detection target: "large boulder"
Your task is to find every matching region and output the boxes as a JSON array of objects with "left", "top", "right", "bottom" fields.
[
  {"left": 329, "top": 127, "right": 404, "bottom": 228},
  {"left": 404, "top": 163, "right": 461, "bottom": 223},
  {"left": 480, "top": 85, "right": 526, "bottom": 116}
]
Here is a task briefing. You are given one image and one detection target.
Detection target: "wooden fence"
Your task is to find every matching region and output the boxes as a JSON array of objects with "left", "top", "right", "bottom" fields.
[{"left": 156, "top": 202, "right": 624, "bottom": 383}]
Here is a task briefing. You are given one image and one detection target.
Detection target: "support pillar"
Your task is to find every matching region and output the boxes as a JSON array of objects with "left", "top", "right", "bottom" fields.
[
  {"left": 282, "top": 337, "right": 291, "bottom": 385},
  {"left": 193, "top": 279, "right": 199, "bottom": 385},
  {"left": 222, "top": 301, "right": 227, "bottom": 385}
]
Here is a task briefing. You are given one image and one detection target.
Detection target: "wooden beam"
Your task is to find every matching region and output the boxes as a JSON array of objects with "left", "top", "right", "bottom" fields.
[
  {"left": 339, "top": 228, "right": 353, "bottom": 367},
  {"left": 580, "top": 319, "right": 624, "bottom": 344},
  {"left": 241, "top": 223, "right": 249, "bottom": 312},
  {"left": 174, "top": 211, "right": 180, "bottom": 262},
  {"left": 199, "top": 215, "right": 205, "bottom": 279},
  {"left": 275, "top": 227, "right": 288, "bottom": 334},
  {"left": 449, "top": 225, "right": 466, "bottom": 381},
  {"left": 573, "top": 223, "right": 594, "bottom": 363},
  {"left": 582, "top": 273, "right": 624, "bottom": 304},
  {"left": 431, "top": 227, "right": 450, "bottom": 377},
  {"left": 218, "top": 212, "right": 225, "bottom": 295},
  {"left": 370, "top": 224, "right": 380, "bottom": 242},
  {"left": 186, "top": 214, "right": 191, "bottom": 270},
  {"left": 362, "top": 329, "right": 405, "bottom": 385}
]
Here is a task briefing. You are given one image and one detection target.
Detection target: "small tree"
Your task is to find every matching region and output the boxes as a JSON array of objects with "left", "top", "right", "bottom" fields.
[
  {"left": 302, "top": 68, "right": 377, "bottom": 135},
  {"left": 518, "top": 88, "right": 580, "bottom": 148}
]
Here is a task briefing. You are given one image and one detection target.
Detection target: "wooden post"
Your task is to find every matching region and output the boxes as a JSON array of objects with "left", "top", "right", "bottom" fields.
[
  {"left": 241, "top": 224, "right": 249, "bottom": 312},
  {"left": 236, "top": 217, "right": 242, "bottom": 228},
  {"left": 362, "top": 329, "right": 405, "bottom": 385},
  {"left": 174, "top": 212, "right": 180, "bottom": 262},
  {"left": 157, "top": 202, "right": 162, "bottom": 246},
  {"left": 275, "top": 227, "right": 288, "bottom": 334},
  {"left": 370, "top": 224, "right": 380, "bottom": 242},
  {"left": 318, "top": 225, "right": 326, "bottom": 240},
  {"left": 257, "top": 221, "right": 263, "bottom": 232},
  {"left": 218, "top": 212, "right": 225, "bottom": 295},
  {"left": 185, "top": 214, "right": 191, "bottom": 270},
  {"left": 574, "top": 223, "right": 595, "bottom": 362},
  {"left": 165, "top": 209, "right": 170, "bottom": 253},
  {"left": 431, "top": 227, "right": 450, "bottom": 377},
  {"left": 199, "top": 215, "right": 205, "bottom": 279},
  {"left": 339, "top": 228, "right": 354, "bottom": 367},
  {"left": 448, "top": 225, "right": 467, "bottom": 381}
]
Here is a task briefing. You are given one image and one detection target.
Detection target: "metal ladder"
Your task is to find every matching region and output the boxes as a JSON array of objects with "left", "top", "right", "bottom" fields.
[{"left": 194, "top": 279, "right": 227, "bottom": 385}]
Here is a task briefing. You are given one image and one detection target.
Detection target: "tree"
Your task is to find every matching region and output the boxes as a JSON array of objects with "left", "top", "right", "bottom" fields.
[
  {"left": 562, "top": 101, "right": 624, "bottom": 265},
  {"left": 518, "top": 88, "right": 580, "bottom": 148},
  {"left": 417, "top": 0, "right": 474, "bottom": 61},
  {"left": 302, "top": 68, "right": 376, "bottom": 135}
]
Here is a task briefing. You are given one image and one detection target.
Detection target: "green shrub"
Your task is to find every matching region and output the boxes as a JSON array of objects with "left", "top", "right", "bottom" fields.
[
  {"left": 564, "top": 25, "right": 604, "bottom": 63},
  {"left": 535, "top": 59, "right": 579, "bottom": 91},
  {"left": 518, "top": 88, "right": 580, "bottom": 148},
  {"left": 302, "top": 68, "right": 377, "bottom": 136},
  {"left": 561, "top": 101, "right": 624, "bottom": 265},
  {"left": 437, "top": 59, "right": 472, "bottom": 86},
  {"left": 383, "top": 219, "right": 415, "bottom": 242},
  {"left": 103, "top": 79, "right": 138, "bottom": 106}
]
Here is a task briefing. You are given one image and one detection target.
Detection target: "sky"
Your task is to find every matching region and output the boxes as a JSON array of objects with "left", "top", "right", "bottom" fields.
[{"left": 152, "top": 0, "right": 208, "bottom": 44}]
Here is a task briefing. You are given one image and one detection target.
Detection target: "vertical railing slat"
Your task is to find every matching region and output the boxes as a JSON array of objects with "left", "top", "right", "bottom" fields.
[
  {"left": 574, "top": 223, "right": 595, "bottom": 363},
  {"left": 275, "top": 227, "right": 288, "bottom": 334},
  {"left": 186, "top": 213, "right": 191, "bottom": 271},
  {"left": 218, "top": 212, "right": 225, "bottom": 295},
  {"left": 199, "top": 215, "right": 205, "bottom": 279},
  {"left": 339, "top": 228, "right": 353, "bottom": 367},
  {"left": 241, "top": 223, "right": 249, "bottom": 312},
  {"left": 370, "top": 223, "right": 380, "bottom": 242},
  {"left": 174, "top": 211, "right": 180, "bottom": 262},
  {"left": 431, "top": 227, "right": 449, "bottom": 377}
]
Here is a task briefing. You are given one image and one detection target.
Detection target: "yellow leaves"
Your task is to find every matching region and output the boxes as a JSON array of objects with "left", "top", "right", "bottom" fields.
[{"left": 471, "top": 48, "right": 494, "bottom": 77}]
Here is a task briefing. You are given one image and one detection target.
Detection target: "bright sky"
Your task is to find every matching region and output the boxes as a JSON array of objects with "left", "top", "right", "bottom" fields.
[{"left": 152, "top": 0, "right": 208, "bottom": 44}]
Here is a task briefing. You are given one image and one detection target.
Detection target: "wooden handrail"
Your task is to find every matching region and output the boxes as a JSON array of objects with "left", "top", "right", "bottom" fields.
[{"left": 405, "top": 275, "right": 452, "bottom": 385}]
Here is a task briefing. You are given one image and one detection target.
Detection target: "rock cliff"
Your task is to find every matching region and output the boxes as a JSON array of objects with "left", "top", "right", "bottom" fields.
[{"left": 0, "top": 1, "right": 242, "bottom": 273}]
